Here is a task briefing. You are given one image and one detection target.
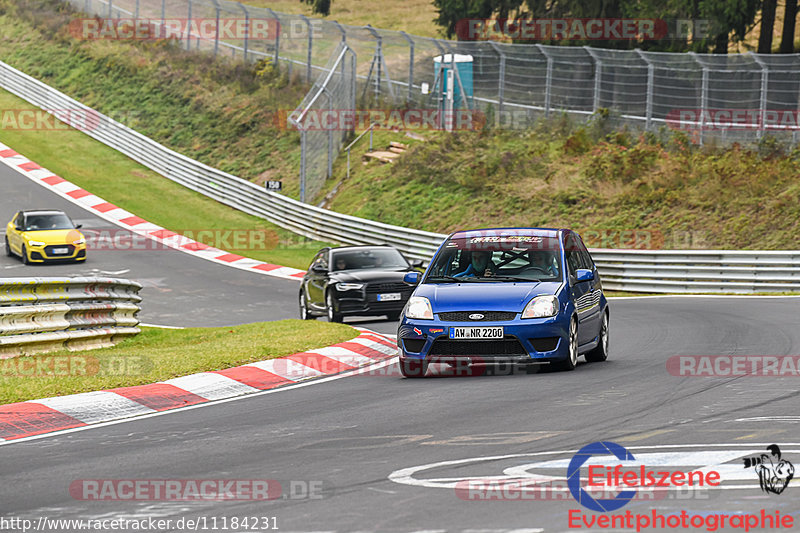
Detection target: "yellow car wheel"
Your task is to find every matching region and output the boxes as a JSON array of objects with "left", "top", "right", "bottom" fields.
[
  {"left": 4, "top": 239, "right": 10, "bottom": 257},
  {"left": 21, "top": 245, "right": 30, "bottom": 265}
]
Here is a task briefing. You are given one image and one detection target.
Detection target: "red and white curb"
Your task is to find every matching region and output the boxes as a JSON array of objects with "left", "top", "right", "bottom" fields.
[
  {"left": 0, "top": 142, "right": 306, "bottom": 281},
  {"left": 0, "top": 327, "right": 398, "bottom": 441}
]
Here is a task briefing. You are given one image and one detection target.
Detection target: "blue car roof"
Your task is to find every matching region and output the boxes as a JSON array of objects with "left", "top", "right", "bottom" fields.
[{"left": 448, "top": 227, "right": 565, "bottom": 239}]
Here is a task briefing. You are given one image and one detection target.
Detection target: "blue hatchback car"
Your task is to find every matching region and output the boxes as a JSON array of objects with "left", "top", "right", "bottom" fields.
[{"left": 397, "top": 228, "right": 609, "bottom": 377}]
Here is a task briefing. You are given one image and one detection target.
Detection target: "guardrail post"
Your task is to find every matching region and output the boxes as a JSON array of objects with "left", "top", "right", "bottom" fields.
[
  {"left": 535, "top": 45, "right": 553, "bottom": 118},
  {"left": 489, "top": 42, "right": 506, "bottom": 117},
  {"left": 237, "top": 2, "right": 249, "bottom": 62},
  {"left": 299, "top": 14, "right": 313, "bottom": 83},
  {"left": 584, "top": 46, "right": 602, "bottom": 113},
  {"left": 264, "top": 8, "right": 281, "bottom": 66},
  {"left": 690, "top": 52, "right": 707, "bottom": 146},
  {"left": 750, "top": 52, "right": 769, "bottom": 139},
  {"left": 636, "top": 49, "right": 654, "bottom": 131},
  {"left": 400, "top": 31, "right": 415, "bottom": 103}
]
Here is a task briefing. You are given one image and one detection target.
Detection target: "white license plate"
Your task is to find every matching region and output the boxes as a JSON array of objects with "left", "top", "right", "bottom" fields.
[
  {"left": 51, "top": 248, "right": 69, "bottom": 255},
  {"left": 449, "top": 327, "right": 504, "bottom": 339},
  {"left": 378, "top": 292, "right": 401, "bottom": 302}
]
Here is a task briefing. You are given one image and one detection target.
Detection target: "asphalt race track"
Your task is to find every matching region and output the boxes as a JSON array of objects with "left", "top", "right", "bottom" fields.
[
  {"left": 3, "top": 158, "right": 800, "bottom": 532},
  {"left": 0, "top": 162, "right": 395, "bottom": 332}
]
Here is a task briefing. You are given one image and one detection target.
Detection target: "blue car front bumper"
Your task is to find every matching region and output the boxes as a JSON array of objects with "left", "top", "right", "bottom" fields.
[{"left": 398, "top": 314, "right": 572, "bottom": 365}]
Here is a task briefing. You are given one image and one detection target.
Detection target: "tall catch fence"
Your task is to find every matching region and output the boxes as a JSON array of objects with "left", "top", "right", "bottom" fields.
[{"left": 64, "top": 0, "right": 800, "bottom": 202}]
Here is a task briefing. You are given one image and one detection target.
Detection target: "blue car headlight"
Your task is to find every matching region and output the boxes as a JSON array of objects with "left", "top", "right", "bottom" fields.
[
  {"left": 336, "top": 282, "right": 364, "bottom": 291},
  {"left": 405, "top": 296, "right": 434, "bottom": 320},
  {"left": 522, "top": 295, "right": 559, "bottom": 319}
]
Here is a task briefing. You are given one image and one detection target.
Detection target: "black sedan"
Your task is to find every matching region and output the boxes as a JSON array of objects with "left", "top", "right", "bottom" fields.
[{"left": 299, "top": 245, "right": 423, "bottom": 322}]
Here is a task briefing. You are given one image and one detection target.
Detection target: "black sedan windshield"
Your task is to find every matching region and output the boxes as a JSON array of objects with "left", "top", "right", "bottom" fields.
[
  {"left": 427, "top": 234, "right": 562, "bottom": 282},
  {"left": 331, "top": 248, "right": 408, "bottom": 271},
  {"left": 24, "top": 214, "right": 74, "bottom": 231}
]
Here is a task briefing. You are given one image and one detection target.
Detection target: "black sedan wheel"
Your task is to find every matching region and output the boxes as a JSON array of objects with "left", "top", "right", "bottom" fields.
[
  {"left": 299, "top": 289, "right": 314, "bottom": 320},
  {"left": 326, "top": 292, "right": 343, "bottom": 323}
]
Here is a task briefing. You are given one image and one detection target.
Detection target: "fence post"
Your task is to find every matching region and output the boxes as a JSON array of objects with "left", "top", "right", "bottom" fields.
[
  {"left": 108, "top": 0, "right": 113, "bottom": 18},
  {"left": 489, "top": 42, "right": 506, "bottom": 117},
  {"left": 299, "top": 14, "right": 313, "bottom": 83},
  {"left": 211, "top": 0, "right": 220, "bottom": 57},
  {"left": 584, "top": 46, "right": 602, "bottom": 113},
  {"left": 186, "top": 0, "right": 192, "bottom": 50},
  {"left": 135, "top": 0, "right": 139, "bottom": 19},
  {"left": 535, "top": 44, "right": 553, "bottom": 118},
  {"left": 636, "top": 49, "right": 654, "bottom": 131},
  {"left": 750, "top": 52, "right": 769, "bottom": 139},
  {"left": 237, "top": 3, "right": 249, "bottom": 62},
  {"left": 400, "top": 31, "right": 415, "bottom": 103},
  {"left": 84, "top": 0, "right": 89, "bottom": 14},
  {"left": 160, "top": 0, "right": 166, "bottom": 37},
  {"left": 299, "top": 130, "right": 307, "bottom": 203},
  {"left": 264, "top": 8, "right": 281, "bottom": 66},
  {"left": 324, "top": 87, "right": 334, "bottom": 179},
  {"left": 689, "top": 52, "right": 707, "bottom": 146},
  {"left": 332, "top": 20, "right": 346, "bottom": 42}
]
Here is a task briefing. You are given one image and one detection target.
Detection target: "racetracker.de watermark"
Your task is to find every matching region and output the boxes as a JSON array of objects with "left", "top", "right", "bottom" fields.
[
  {"left": 69, "top": 479, "right": 325, "bottom": 501},
  {"left": 283, "top": 109, "right": 486, "bottom": 131},
  {"left": 455, "top": 18, "right": 715, "bottom": 41},
  {"left": 68, "top": 18, "right": 279, "bottom": 40},
  {"left": 667, "top": 109, "right": 800, "bottom": 131},
  {"left": 0, "top": 355, "right": 151, "bottom": 378},
  {"left": 1, "top": 109, "right": 101, "bottom": 131},
  {"left": 667, "top": 355, "right": 800, "bottom": 377},
  {"left": 81, "top": 229, "right": 279, "bottom": 252}
]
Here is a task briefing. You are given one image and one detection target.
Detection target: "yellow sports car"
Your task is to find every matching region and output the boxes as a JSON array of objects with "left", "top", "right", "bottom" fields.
[{"left": 5, "top": 210, "right": 87, "bottom": 264}]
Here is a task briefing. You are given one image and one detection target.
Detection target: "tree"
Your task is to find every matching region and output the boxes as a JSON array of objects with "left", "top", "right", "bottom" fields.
[
  {"left": 433, "top": 0, "right": 525, "bottom": 39},
  {"left": 302, "top": 0, "right": 331, "bottom": 16},
  {"left": 758, "top": 0, "right": 778, "bottom": 52},
  {"left": 779, "top": 0, "right": 798, "bottom": 53}
]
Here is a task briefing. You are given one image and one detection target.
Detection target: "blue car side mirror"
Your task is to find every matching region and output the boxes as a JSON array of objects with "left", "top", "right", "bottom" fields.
[
  {"left": 403, "top": 272, "right": 421, "bottom": 285},
  {"left": 576, "top": 269, "right": 594, "bottom": 282}
]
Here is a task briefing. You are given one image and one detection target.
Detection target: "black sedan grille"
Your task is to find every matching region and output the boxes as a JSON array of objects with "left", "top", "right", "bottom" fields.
[
  {"left": 437, "top": 311, "right": 517, "bottom": 322},
  {"left": 429, "top": 337, "right": 527, "bottom": 357},
  {"left": 366, "top": 282, "right": 408, "bottom": 293}
]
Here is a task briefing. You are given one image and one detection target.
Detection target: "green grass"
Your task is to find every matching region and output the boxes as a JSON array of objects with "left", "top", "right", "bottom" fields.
[{"left": 0, "top": 320, "right": 358, "bottom": 405}]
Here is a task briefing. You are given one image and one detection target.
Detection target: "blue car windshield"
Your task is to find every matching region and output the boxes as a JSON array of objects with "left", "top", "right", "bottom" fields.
[{"left": 427, "top": 234, "right": 562, "bottom": 283}]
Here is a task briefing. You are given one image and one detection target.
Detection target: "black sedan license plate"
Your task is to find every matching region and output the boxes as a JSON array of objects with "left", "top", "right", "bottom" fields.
[{"left": 449, "top": 327, "right": 503, "bottom": 339}]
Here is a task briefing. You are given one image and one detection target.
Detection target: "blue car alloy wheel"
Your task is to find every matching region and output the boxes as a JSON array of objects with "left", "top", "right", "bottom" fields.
[{"left": 397, "top": 227, "right": 609, "bottom": 378}]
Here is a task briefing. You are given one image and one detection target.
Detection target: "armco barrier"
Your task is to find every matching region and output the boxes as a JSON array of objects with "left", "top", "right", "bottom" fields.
[
  {"left": 0, "top": 60, "right": 798, "bottom": 293},
  {"left": 0, "top": 277, "right": 142, "bottom": 357}
]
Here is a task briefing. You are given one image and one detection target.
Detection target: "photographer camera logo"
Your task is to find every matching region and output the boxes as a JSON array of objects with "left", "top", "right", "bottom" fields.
[{"left": 743, "top": 444, "right": 794, "bottom": 495}]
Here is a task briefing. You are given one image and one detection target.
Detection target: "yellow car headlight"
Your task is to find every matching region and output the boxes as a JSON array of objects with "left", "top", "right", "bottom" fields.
[
  {"left": 73, "top": 238, "right": 86, "bottom": 245},
  {"left": 27, "top": 240, "right": 46, "bottom": 247}
]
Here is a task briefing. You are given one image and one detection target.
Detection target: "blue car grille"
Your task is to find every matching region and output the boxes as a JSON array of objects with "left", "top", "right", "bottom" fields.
[
  {"left": 429, "top": 337, "right": 527, "bottom": 357},
  {"left": 437, "top": 311, "right": 517, "bottom": 322}
]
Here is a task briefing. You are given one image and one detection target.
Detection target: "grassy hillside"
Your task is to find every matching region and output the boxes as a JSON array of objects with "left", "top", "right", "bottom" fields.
[
  {"left": 0, "top": 0, "right": 309, "bottom": 196},
  {"left": 330, "top": 118, "right": 800, "bottom": 250}
]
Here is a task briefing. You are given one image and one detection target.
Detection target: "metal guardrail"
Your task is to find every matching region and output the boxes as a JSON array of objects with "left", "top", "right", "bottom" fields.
[
  {"left": 0, "top": 277, "right": 142, "bottom": 357},
  {"left": 0, "top": 60, "right": 798, "bottom": 294}
]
